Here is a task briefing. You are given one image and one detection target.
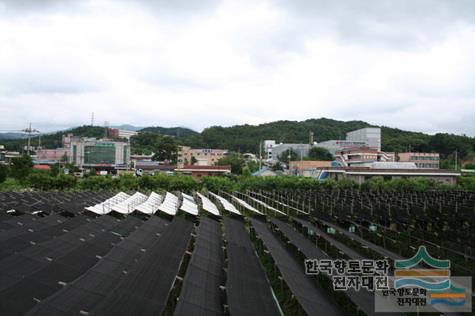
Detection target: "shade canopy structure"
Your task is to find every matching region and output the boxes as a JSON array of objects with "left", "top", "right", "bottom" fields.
[
  {"left": 246, "top": 195, "right": 286, "bottom": 216},
  {"left": 209, "top": 192, "right": 241, "bottom": 215},
  {"left": 157, "top": 192, "right": 179, "bottom": 216},
  {"left": 134, "top": 192, "right": 163, "bottom": 215},
  {"left": 85, "top": 192, "right": 130, "bottom": 215},
  {"left": 224, "top": 217, "right": 281, "bottom": 315},
  {"left": 111, "top": 192, "right": 148, "bottom": 214},
  {"left": 174, "top": 217, "right": 223, "bottom": 315},
  {"left": 180, "top": 193, "right": 199, "bottom": 216},
  {"left": 196, "top": 192, "right": 220, "bottom": 217},
  {"left": 1, "top": 190, "right": 459, "bottom": 315},
  {"left": 231, "top": 195, "right": 263, "bottom": 215}
]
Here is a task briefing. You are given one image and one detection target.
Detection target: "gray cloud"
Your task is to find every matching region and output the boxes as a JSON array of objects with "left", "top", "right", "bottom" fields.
[
  {"left": 130, "top": 0, "right": 221, "bottom": 13},
  {"left": 0, "top": 0, "right": 81, "bottom": 15},
  {"left": 274, "top": 0, "right": 475, "bottom": 50}
]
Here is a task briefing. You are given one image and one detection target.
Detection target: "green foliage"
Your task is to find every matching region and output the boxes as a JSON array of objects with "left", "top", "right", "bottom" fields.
[
  {"left": 27, "top": 172, "right": 77, "bottom": 191},
  {"left": 463, "top": 163, "right": 475, "bottom": 169},
  {"left": 117, "top": 174, "right": 139, "bottom": 191},
  {"left": 167, "top": 175, "right": 198, "bottom": 192},
  {"left": 361, "top": 176, "right": 453, "bottom": 192},
  {"left": 0, "top": 164, "right": 8, "bottom": 183},
  {"left": 216, "top": 152, "right": 246, "bottom": 174},
  {"left": 278, "top": 149, "right": 298, "bottom": 163},
  {"left": 242, "top": 162, "right": 259, "bottom": 177},
  {"left": 0, "top": 178, "right": 23, "bottom": 191},
  {"left": 64, "top": 163, "right": 79, "bottom": 173},
  {"left": 4, "top": 169, "right": 475, "bottom": 193},
  {"left": 152, "top": 136, "right": 177, "bottom": 162},
  {"left": 307, "top": 147, "right": 333, "bottom": 161},
  {"left": 458, "top": 176, "right": 475, "bottom": 191},
  {"left": 130, "top": 132, "right": 160, "bottom": 155},
  {"left": 131, "top": 132, "right": 177, "bottom": 162},
  {"left": 200, "top": 176, "right": 234, "bottom": 192},
  {"left": 50, "top": 164, "right": 60, "bottom": 177},
  {"left": 428, "top": 133, "right": 473, "bottom": 158},
  {"left": 77, "top": 175, "right": 117, "bottom": 191},
  {"left": 9, "top": 154, "right": 33, "bottom": 181},
  {"left": 74, "top": 173, "right": 198, "bottom": 192}
]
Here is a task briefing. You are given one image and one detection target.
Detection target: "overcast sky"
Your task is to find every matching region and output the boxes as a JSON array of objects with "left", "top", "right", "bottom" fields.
[{"left": 0, "top": 0, "right": 474, "bottom": 135}]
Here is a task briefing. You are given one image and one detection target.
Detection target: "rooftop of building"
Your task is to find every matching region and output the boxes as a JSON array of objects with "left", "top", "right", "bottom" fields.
[{"left": 176, "top": 165, "right": 232, "bottom": 171}]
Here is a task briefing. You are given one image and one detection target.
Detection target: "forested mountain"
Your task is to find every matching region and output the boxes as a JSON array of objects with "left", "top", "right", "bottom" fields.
[{"left": 139, "top": 126, "right": 198, "bottom": 138}]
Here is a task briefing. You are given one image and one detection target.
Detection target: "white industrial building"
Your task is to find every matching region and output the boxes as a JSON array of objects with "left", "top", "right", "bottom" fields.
[{"left": 346, "top": 127, "right": 381, "bottom": 151}]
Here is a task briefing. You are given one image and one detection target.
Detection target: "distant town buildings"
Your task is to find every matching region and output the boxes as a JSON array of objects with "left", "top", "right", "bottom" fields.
[
  {"left": 398, "top": 152, "right": 440, "bottom": 169},
  {"left": 177, "top": 146, "right": 228, "bottom": 168},
  {"left": 106, "top": 128, "right": 138, "bottom": 140}
]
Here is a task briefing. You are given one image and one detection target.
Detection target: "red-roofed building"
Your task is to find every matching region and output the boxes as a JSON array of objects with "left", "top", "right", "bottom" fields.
[{"left": 33, "top": 165, "right": 51, "bottom": 171}]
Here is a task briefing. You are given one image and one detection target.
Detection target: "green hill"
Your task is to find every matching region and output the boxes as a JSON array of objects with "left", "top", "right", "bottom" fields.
[{"left": 139, "top": 126, "right": 198, "bottom": 138}]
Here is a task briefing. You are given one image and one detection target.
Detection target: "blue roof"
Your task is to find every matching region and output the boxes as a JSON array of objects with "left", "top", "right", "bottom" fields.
[{"left": 252, "top": 167, "right": 272, "bottom": 176}]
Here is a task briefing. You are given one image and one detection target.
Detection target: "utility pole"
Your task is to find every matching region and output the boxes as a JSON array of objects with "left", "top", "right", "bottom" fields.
[
  {"left": 259, "top": 140, "right": 262, "bottom": 170},
  {"left": 22, "top": 123, "right": 40, "bottom": 156},
  {"left": 454, "top": 150, "right": 458, "bottom": 170}
]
